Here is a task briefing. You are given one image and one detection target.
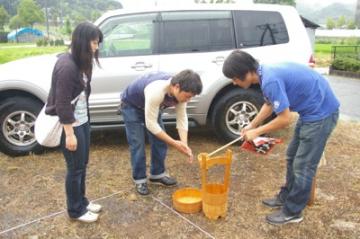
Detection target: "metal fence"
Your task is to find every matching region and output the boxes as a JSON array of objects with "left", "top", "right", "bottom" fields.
[{"left": 331, "top": 45, "right": 360, "bottom": 60}]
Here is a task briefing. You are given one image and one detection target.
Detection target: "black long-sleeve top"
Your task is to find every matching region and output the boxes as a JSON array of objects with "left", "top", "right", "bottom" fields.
[{"left": 45, "top": 53, "right": 91, "bottom": 124}]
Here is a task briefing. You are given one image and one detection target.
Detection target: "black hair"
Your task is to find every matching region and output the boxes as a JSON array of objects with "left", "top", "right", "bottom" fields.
[
  {"left": 71, "top": 22, "right": 103, "bottom": 79},
  {"left": 171, "top": 69, "right": 203, "bottom": 95},
  {"left": 222, "top": 50, "right": 259, "bottom": 81}
]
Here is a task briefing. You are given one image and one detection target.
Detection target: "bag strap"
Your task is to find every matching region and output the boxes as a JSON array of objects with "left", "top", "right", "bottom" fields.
[{"left": 70, "top": 92, "right": 82, "bottom": 105}]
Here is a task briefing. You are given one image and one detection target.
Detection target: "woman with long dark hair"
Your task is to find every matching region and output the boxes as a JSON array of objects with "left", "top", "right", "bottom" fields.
[{"left": 45, "top": 22, "right": 103, "bottom": 222}]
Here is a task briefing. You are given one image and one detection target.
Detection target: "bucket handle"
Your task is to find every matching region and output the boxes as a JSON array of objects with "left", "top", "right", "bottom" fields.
[{"left": 200, "top": 150, "right": 232, "bottom": 189}]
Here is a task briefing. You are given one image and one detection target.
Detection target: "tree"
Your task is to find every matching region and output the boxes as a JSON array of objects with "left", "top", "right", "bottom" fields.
[
  {"left": 9, "top": 15, "right": 24, "bottom": 42},
  {"left": 90, "top": 10, "right": 101, "bottom": 22},
  {"left": 326, "top": 17, "right": 335, "bottom": 30},
  {"left": 0, "top": 0, "right": 20, "bottom": 16},
  {"left": 17, "top": 0, "right": 44, "bottom": 27},
  {"left": 72, "top": 12, "right": 86, "bottom": 27},
  {"left": 347, "top": 19, "right": 356, "bottom": 29},
  {"left": 0, "top": 6, "right": 10, "bottom": 30},
  {"left": 9, "top": 15, "right": 24, "bottom": 29},
  {"left": 253, "top": 0, "right": 296, "bottom": 6},
  {"left": 336, "top": 15, "right": 346, "bottom": 29},
  {"left": 64, "top": 17, "right": 72, "bottom": 36}
]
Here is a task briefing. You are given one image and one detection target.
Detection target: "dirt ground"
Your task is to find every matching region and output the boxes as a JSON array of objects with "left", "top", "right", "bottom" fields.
[{"left": 0, "top": 118, "right": 360, "bottom": 239}]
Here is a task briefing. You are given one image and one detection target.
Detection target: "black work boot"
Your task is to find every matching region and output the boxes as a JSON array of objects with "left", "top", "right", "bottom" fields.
[{"left": 262, "top": 194, "right": 284, "bottom": 208}]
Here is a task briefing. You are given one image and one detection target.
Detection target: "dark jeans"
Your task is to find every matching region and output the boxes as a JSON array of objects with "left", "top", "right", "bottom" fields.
[
  {"left": 61, "top": 121, "right": 90, "bottom": 218},
  {"left": 279, "top": 110, "right": 339, "bottom": 215},
  {"left": 121, "top": 103, "right": 168, "bottom": 184}
]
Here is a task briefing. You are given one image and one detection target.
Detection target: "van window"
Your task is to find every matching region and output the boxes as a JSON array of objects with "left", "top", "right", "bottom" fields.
[
  {"left": 99, "top": 13, "right": 158, "bottom": 57},
  {"left": 160, "top": 11, "right": 235, "bottom": 54},
  {"left": 233, "top": 10, "right": 289, "bottom": 48}
]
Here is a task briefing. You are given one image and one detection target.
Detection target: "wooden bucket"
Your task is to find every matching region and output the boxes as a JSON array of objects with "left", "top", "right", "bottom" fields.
[
  {"left": 198, "top": 150, "right": 232, "bottom": 220},
  {"left": 172, "top": 188, "right": 202, "bottom": 214}
]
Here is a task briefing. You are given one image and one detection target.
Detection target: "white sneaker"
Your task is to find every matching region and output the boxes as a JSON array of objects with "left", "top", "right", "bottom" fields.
[
  {"left": 87, "top": 202, "right": 102, "bottom": 213},
  {"left": 76, "top": 211, "right": 99, "bottom": 223}
]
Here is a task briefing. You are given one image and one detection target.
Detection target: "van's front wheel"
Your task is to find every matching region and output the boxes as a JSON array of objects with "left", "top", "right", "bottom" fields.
[
  {"left": 0, "top": 97, "right": 44, "bottom": 156},
  {"left": 211, "top": 88, "right": 264, "bottom": 142}
]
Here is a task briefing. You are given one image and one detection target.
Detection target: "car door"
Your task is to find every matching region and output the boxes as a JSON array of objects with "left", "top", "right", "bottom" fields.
[
  {"left": 157, "top": 11, "right": 235, "bottom": 120},
  {"left": 90, "top": 12, "right": 160, "bottom": 125}
]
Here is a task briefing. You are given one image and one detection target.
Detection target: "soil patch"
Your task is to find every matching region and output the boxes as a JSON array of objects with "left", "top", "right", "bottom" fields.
[{"left": 0, "top": 120, "right": 359, "bottom": 239}]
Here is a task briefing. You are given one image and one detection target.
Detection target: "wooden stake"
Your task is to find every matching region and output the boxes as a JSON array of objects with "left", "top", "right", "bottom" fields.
[{"left": 307, "top": 176, "right": 316, "bottom": 206}]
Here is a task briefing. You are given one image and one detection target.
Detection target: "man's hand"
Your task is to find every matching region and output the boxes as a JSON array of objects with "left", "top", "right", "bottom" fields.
[
  {"left": 154, "top": 130, "right": 193, "bottom": 163},
  {"left": 241, "top": 123, "right": 258, "bottom": 141},
  {"left": 241, "top": 123, "right": 253, "bottom": 135},
  {"left": 242, "top": 128, "right": 260, "bottom": 142},
  {"left": 174, "top": 140, "right": 193, "bottom": 163},
  {"left": 241, "top": 108, "right": 292, "bottom": 141}
]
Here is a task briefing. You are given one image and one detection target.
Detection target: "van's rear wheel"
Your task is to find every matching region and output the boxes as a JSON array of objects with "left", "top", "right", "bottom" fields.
[
  {"left": 0, "top": 97, "right": 44, "bottom": 156},
  {"left": 211, "top": 88, "right": 264, "bottom": 142}
]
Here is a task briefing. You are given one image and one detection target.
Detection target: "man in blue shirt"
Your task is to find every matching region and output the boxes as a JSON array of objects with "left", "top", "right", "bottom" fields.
[{"left": 222, "top": 50, "right": 339, "bottom": 225}]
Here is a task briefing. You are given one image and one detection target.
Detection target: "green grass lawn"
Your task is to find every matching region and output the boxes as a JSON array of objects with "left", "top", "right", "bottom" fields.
[
  {"left": 0, "top": 42, "right": 34, "bottom": 47},
  {"left": 315, "top": 43, "right": 333, "bottom": 54},
  {"left": 0, "top": 46, "right": 67, "bottom": 64},
  {"left": 314, "top": 43, "right": 332, "bottom": 67}
]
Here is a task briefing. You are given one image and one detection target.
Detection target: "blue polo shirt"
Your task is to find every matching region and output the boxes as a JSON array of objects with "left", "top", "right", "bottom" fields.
[{"left": 258, "top": 62, "right": 340, "bottom": 122}]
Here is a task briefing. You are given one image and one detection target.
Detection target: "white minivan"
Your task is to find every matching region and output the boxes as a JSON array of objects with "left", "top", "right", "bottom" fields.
[{"left": 0, "top": 4, "right": 313, "bottom": 156}]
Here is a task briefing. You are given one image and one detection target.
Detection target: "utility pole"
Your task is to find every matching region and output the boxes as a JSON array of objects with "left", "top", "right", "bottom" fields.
[
  {"left": 356, "top": 0, "right": 360, "bottom": 28},
  {"left": 45, "top": 0, "right": 49, "bottom": 38}
]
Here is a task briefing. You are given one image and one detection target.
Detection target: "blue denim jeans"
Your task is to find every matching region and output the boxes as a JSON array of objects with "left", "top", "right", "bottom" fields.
[
  {"left": 278, "top": 110, "right": 339, "bottom": 215},
  {"left": 121, "top": 103, "right": 168, "bottom": 184},
  {"left": 61, "top": 121, "right": 90, "bottom": 218}
]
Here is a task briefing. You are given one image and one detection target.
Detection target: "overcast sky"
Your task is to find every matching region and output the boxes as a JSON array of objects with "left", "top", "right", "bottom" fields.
[{"left": 119, "top": 0, "right": 357, "bottom": 8}]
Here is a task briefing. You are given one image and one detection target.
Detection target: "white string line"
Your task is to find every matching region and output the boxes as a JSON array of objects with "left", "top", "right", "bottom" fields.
[
  {"left": 151, "top": 196, "right": 215, "bottom": 239},
  {"left": 0, "top": 210, "right": 65, "bottom": 235},
  {"left": 1, "top": 150, "right": 242, "bottom": 236},
  {"left": 0, "top": 190, "right": 125, "bottom": 236},
  {"left": 1, "top": 150, "right": 241, "bottom": 236},
  {"left": 1, "top": 190, "right": 215, "bottom": 238},
  {"left": 90, "top": 191, "right": 124, "bottom": 203}
]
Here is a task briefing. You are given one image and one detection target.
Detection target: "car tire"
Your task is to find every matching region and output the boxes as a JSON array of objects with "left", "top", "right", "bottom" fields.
[
  {"left": 211, "top": 88, "right": 265, "bottom": 142},
  {"left": 0, "top": 97, "right": 44, "bottom": 156}
]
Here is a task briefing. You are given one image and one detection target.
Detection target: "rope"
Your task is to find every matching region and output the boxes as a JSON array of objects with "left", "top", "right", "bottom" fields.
[
  {"left": 151, "top": 196, "right": 216, "bottom": 239},
  {"left": 0, "top": 191, "right": 216, "bottom": 239}
]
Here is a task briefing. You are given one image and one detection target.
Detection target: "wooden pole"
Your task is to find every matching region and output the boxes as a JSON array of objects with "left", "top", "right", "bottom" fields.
[
  {"left": 208, "top": 136, "right": 243, "bottom": 157},
  {"left": 307, "top": 175, "right": 316, "bottom": 206}
]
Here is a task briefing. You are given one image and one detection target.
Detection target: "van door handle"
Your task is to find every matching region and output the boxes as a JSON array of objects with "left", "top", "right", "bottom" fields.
[
  {"left": 212, "top": 56, "right": 225, "bottom": 65},
  {"left": 131, "top": 62, "right": 153, "bottom": 71}
]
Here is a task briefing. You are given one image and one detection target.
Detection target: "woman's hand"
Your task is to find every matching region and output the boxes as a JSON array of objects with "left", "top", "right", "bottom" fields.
[{"left": 66, "top": 134, "right": 77, "bottom": 151}]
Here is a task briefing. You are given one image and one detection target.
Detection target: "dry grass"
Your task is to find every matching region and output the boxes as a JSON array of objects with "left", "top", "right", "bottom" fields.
[{"left": 0, "top": 120, "right": 360, "bottom": 239}]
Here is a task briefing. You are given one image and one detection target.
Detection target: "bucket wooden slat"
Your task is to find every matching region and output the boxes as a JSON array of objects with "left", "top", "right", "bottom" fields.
[
  {"left": 172, "top": 188, "right": 202, "bottom": 213},
  {"left": 199, "top": 150, "right": 232, "bottom": 220}
]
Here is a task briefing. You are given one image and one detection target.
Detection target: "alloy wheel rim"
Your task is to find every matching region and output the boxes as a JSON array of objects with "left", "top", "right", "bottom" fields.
[
  {"left": 225, "top": 101, "right": 258, "bottom": 135},
  {"left": 2, "top": 110, "right": 37, "bottom": 147}
]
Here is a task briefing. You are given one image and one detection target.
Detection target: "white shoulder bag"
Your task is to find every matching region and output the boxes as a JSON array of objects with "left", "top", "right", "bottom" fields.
[{"left": 35, "top": 94, "right": 81, "bottom": 147}]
